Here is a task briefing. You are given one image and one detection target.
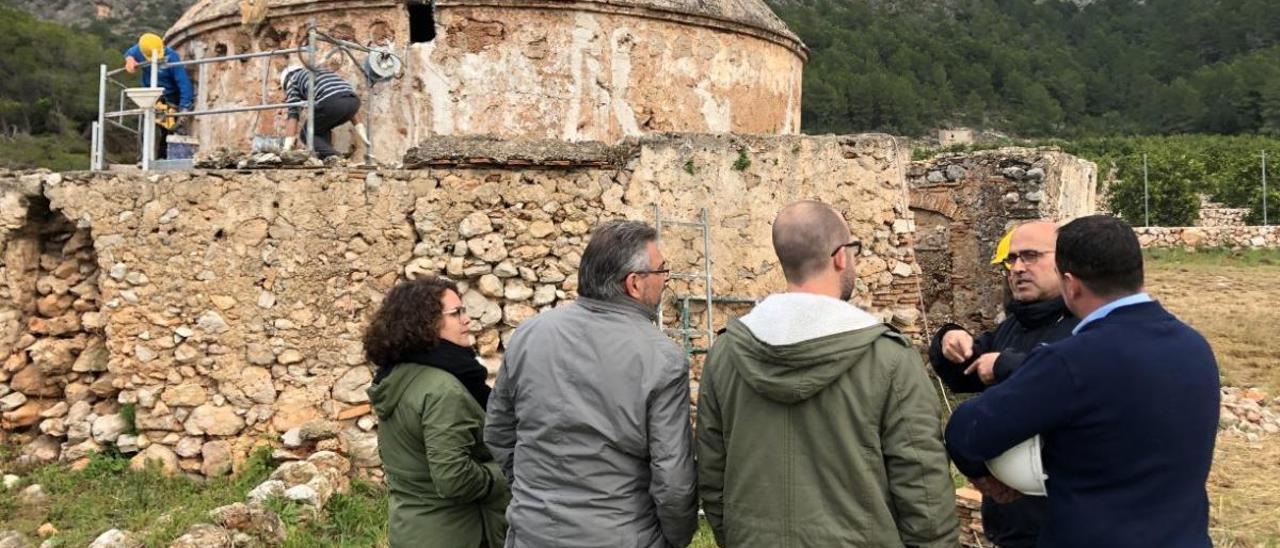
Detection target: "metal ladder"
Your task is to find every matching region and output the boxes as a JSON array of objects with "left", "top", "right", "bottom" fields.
[{"left": 654, "top": 205, "right": 715, "bottom": 354}]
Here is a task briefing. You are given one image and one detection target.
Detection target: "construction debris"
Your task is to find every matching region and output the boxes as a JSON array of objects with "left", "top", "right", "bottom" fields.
[{"left": 1220, "top": 387, "right": 1280, "bottom": 442}]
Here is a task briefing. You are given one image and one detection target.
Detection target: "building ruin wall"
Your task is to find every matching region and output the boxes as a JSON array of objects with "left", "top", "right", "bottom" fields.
[
  {"left": 0, "top": 133, "right": 918, "bottom": 477},
  {"left": 908, "top": 148, "right": 1097, "bottom": 333}
]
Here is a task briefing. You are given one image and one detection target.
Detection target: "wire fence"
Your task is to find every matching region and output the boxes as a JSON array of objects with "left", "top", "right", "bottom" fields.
[{"left": 1110, "top": 151, "right": 1275, "bottom": 228}]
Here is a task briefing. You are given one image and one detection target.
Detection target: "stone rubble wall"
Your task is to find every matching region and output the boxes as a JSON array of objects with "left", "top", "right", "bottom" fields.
[
  {"left": 1135, "top": 226, "right": 1280, "bottom": 249},
  {"left": 1219, "top": 387, "right": 1280, "bottom": 443},
  {"left": 955, "top": 488, "right": 985, "bottom": 547},
  {"left": 907, "top": 148, "right": 1098, "bottom": 333},
  {"left": 0, "top": 133, "right": 920, "bottom": 478},
  {"left": 0, "top": 176, "right": 111, "bottom": 461},
  {"left": 1195, "top": 195, "right": 1251, "bottom": 228}
]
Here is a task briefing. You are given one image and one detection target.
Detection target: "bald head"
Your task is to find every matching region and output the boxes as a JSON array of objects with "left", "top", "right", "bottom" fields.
[
  {"left": 1011, "top": 221, "right": 1057, "bottom": 248},
  {"left": 772, "top": 200, "right": 851, "bottom": 284}
]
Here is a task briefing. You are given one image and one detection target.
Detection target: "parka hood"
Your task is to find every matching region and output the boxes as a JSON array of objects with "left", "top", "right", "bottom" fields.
[
  {"left": 368, "top": 365, "right": 425, "bottom": 421},
  {"left": 726, "top": 293, "right": 891, "bottom": 404}
]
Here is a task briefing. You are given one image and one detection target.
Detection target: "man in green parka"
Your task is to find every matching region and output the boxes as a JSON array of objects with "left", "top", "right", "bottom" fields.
[{"left": 696, "top": 200, "right": 959, "bottom": 547}]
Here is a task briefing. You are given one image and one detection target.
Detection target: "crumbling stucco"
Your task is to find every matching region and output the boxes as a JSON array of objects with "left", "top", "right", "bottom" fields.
[{"left": 164, "top": 0, "right": 805, "bottom": 161}]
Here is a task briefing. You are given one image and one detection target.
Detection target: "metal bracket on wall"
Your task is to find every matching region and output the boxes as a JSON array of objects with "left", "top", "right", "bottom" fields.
[{"left": 653, "top": 206, "right": 758, "bottom": 357}]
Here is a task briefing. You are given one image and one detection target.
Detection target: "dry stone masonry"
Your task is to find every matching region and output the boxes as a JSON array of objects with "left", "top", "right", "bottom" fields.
[
  {"left": 1134, "top": 226, "right": 1280, "bottom": 249},
  {"left": 1195, "top": 195, "right": 1251, "bottom": 228},
  {"left": 0, "top": 133, "right": 922, "bottom": 478}
]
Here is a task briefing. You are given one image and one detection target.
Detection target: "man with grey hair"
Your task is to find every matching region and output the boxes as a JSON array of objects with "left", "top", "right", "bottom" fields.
[
  {"left": 697, "top": 200, "right": 959, "bottom": 547},
  {"left": 485, "top": 219, "right": 698, "bottom": 548}
]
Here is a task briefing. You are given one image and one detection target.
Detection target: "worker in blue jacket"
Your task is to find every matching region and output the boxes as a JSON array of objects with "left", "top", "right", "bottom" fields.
[
  {"left": 124, "top": 33, "right": 194, "bottom": 159},
  {"left": 946, "top": 214, "right": 1219, "bottom": 548}
]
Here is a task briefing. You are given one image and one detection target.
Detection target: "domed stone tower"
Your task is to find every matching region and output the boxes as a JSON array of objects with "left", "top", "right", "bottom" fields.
[{"left": 165, "top": 0, "right": 807, "bottom": 158}]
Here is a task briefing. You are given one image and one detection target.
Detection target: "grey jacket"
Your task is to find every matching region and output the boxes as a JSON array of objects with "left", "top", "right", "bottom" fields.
[{"left": 484, "top": 297, "right": 699, "bottom": 548}]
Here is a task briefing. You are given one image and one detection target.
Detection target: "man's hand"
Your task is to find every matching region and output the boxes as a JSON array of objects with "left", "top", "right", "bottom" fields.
[
  {"left": 964, "top": 352, "right": 1000, "bottom": 385},
  {"left": 970, "top": 475, "right": 1023, "bottom": 504},
  {"left": 124, "top": 56, "right": 139, "bottom": 74},
  {"left": 941, "top": 329, "right": 974, "bottom": 363}
]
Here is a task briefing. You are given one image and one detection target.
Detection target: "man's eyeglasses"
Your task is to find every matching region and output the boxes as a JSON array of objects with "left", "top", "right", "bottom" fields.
[
  {"left": 443, "top": 306, "right": 467, "bottom": 318},
  {"left": 831, "top": 240, "right": 862, "bottom": 257},
  {"left": 1002, "top": 249, "right": 1053, "bottom": 269},
  {"left": 631, "top": 268, "right": 672, "bottom": 279}
]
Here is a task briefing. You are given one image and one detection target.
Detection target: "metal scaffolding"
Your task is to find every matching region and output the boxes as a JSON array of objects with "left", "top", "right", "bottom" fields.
[{"left": 91, "top": 23, "right": 402, "bottom": 171}]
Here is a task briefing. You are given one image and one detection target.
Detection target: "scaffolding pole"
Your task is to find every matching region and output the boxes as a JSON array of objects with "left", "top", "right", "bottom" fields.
[
  {"left": 141, "top": 50, "right": 161, "bottom": 172},
  {"left": 95, "top": 65, "right": 107, "bottom": 171},
  {"left": 700, "top": 208, "right": 714, "bottom": 350},
  {"left": 306, "top": 23, "right": 317, "bottom": 156}
]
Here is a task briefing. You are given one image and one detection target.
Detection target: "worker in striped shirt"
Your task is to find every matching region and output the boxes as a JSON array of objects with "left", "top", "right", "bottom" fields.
[{"left": 280, "top": 65, "right": 365, "bottom": 159}]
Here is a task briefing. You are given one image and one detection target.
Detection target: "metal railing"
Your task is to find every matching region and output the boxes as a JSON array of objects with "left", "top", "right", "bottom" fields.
[{"left": 91, "top": 23, "right": 401, "bottom": 171}]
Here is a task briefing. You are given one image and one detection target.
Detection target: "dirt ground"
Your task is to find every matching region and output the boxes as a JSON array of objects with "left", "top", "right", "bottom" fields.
[
  {"left": 1148, "top": 259, "right": 1280, "bottom": 394},
  {"left": 1146, "top": 253, "right": 1280, "bottom": 546}
]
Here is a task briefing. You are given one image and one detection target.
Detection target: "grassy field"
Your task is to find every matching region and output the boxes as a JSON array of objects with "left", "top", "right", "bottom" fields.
[
  {"left": 1145, "top": 249, "right": 1280, "bottom": 394},
  {"left": 1, "top": 249, "right": 1277, "bottom": 546}
]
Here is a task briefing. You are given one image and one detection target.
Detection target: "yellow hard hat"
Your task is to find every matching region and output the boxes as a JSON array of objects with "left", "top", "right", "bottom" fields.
[
  {"left": 991, "top": 229, "right": 1014, "bottom": 266},
  {"left": 138, "top": 33, "right": 165, "bottom": 59}
]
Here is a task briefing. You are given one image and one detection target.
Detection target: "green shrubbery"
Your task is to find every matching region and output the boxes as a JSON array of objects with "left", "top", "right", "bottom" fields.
[
  {"left": 914, "top": 134, "right": 1280, "bottom": 226},
  {"left": 1062, "top": 135, "right": 1279, "bottom": 226}
]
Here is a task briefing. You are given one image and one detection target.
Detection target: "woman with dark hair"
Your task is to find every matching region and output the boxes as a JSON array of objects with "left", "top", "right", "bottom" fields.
[{"left": 364, "top": 277, "right": 508, "bottom": 548}]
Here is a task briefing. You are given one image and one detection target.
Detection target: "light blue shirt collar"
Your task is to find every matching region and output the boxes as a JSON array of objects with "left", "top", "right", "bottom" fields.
[{"left": 1072, "top": 292, "right": 1153, "bottom": 335}]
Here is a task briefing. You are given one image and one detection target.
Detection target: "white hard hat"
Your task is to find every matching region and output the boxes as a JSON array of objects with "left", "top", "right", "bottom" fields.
[
  {"left": 280, "top": 65, "right": 305, "bottom": 89},
  {"left": 986, "top": 435, "right": 1048, "bottom": 496}
]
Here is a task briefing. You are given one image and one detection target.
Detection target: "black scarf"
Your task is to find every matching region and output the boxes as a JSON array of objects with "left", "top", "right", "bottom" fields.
[
  {"left": 373, "top": 341, "right": 491, "bottom": 409},
  {"left": 1006, "top": 296, "right": 1070, "bottom": 329}
]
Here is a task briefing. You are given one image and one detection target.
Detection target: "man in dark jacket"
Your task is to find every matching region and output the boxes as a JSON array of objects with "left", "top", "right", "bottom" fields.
[
  {"left": 697, "top": 200, "right": 959, "bottom": 548},
  {"left": 928, "top": 220, "right": 1077, "bottom": 547},
  {"left": 946, "top": 215, "right": 1219, "bottom": 547},
  {"left": 485, "top": 220, "right": 697, "bottom": 548}
]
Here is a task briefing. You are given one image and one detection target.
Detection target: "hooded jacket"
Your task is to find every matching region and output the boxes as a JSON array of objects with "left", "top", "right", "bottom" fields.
[
  {"left": 696, "top": 293, "right": 959, "bottom": 548},
  {"left": 369, "top": 363, "right": 510, "bottom": 548}
]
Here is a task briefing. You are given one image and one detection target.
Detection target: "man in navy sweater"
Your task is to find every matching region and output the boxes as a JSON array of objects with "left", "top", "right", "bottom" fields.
[{"left": 946, "top": 215, "right": 1219, "bottom": 547}]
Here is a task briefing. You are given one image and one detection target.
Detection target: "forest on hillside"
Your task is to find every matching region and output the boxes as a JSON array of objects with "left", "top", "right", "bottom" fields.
[{"left": 776, "top": 0, "right": 1280, "bottom": 137}]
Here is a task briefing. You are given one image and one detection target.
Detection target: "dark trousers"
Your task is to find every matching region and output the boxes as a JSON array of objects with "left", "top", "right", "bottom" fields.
[
  {"left": 982, "top": 495, "right": 1047, "bottom": 548},
  {"left": 155, "top": 124, "right": 171, "bottom": 160},
  {"left": 300, "top": 94, "right": 361, "bottom": 159}
]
